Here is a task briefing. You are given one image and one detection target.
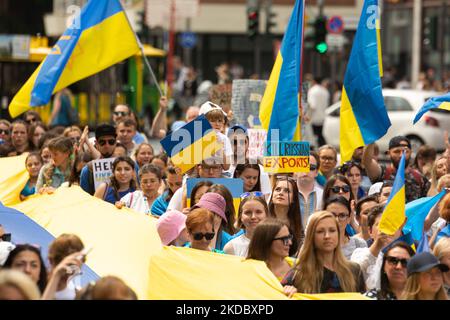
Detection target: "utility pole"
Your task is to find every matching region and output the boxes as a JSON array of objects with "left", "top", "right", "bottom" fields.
[{"left": 411, "top": 0, "right": 422, "bottom": 89}]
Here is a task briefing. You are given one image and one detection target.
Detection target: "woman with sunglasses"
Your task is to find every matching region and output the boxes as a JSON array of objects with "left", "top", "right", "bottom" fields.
[
  {"left": 401, "top": 251, "right": 449, "bottom": 300},
  {"left": 0, "top": 119, "right": 11, "bottom": 145},
  {"left": 323, "top": 174, "right": 359, "bottom": 236},
  {"left": 224, "top": 194, "right": 269, "bottom": 257},
  {"left": 268, "top": 176, "right": 304, "bottom": 256},
  {"left": 185, "top": 208, "right": 224, "bottom": 253},
  {"left": 233, "top": 163, "right": 261, "bottom": 193},
  {"left": 364, "top": 242, "right": 415, "bottom": 300},
  {"left": 287, "top": 211, "right": 365, "bottom": 294},
  {"left": 247, "top": 219, "right": 295, "bottom": 283},
  {"left": 3, "top": 244, "right": 48, "bottom": 294},
  {"left": 324, "top": 196, "right": 367, "bottom": 260}
]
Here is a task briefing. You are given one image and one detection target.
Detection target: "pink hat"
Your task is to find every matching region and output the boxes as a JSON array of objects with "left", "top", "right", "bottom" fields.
[
  {"left": 193, "top": 192, "right": 227, "bottom": 223},
  {"left": 156, "top": 210, "right": 187, "bottom": 246}
]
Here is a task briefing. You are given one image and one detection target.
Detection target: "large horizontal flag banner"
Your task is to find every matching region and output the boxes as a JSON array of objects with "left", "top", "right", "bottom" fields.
[
  {"left": 148, "top": 246, "right": 368, "bottom": 300},
  {"left": 259, "top": 0, "right": 304, "bottom": 142},
  {"left": 379, "top": 152, "right": 406, "bottom": 235},
  {"left": 186, "top": 178, "right": 243, "bottom": 214},
  {"left": 11, "top": 186, "right": 162, "bottom": 299},
  {"left": 339, "top": 0, "right": 391, "bottom": 163},
  {"left": 0, "top": 202, "right": 99, "bottom": 286},
  {"left": 413, "top": 92, "right": 450, "bottom": 124},
  {"left": 9, "top": 0, "right": 140, "bottom": 117},
  {"left": 263, "top": 141, "right": 310, "bottom": 173},
  {"left": 403, "top": 189, "right": 447, "bottom": 242},
  {"left": 160, "top": 115, "right": 220, "bottom": 174},
  {"left": 0, "top": 154, "right": 29, "bottom": 206}
]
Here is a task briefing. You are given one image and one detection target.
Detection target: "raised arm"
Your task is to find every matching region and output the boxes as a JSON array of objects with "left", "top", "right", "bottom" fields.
[
  {"left": 362, "top": 143, "right": 382, "bottom": 182},
  {"left": 150, "top": 96, "right": 168, "bottom": 139}
]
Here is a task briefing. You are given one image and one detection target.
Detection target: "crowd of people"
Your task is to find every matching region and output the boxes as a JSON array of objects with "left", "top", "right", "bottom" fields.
[{"left": 0, "top": 62, "right": 449, "bottom": 300}]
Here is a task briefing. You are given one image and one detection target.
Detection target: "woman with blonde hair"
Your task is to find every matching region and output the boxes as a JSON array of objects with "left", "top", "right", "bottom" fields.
[
  {"left": 287, "top": 211, "right": 365, "bottom": 293},
  {"left": 432, "top": 237, "right": 450, "bottom": 296},
  {"left": 428, "top": 156, "right": 448, "bottom": 196},
  {"left": 401, "top": 252, "right": 448, "bottom": 300}
]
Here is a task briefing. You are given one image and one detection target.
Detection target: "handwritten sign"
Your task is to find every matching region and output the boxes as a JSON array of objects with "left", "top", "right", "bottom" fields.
[
  {"left": 230, "top": 79, "right": 267, "bottom": 128},
  {"left": 92, "top": 157, "right": 115, "bottom": 190},
  {"left": 263, "top": 141, "right": 310, "bottom": 173},
  {"left": 209, "top": 84, "right": 232, "bottom": 114},
  {"left": 248, "top": 129, "right": 267, "bottom": 160}
]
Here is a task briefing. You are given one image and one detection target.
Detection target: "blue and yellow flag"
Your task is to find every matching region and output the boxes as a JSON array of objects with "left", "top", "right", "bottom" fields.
[
  {"left": 9, "top": 0, "right": 139, "bottom": 118},
  {"left": 379, "top": 152, "right": 406, "bottom": 235},
  {"left": 259, "top": 0, "right": 304, "bottom": 142},
  {"left": 413, "top": 92, "right": 450, "bottom": 124},
  {"left": 160, "top": 115, "right": 220, "bottom": 174},
  {"left": 339, "top": 0, "right": 391, "bottom": 163}
]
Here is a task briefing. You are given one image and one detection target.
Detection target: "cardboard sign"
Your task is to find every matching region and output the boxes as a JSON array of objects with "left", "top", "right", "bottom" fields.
[
  {"left": 209, "top": 84, "right": 232, "bottom": 114},
  {"left": 186, "top": 178, "right": 244, "bottom": 214},
  {"left": 263, "top": 141, "right": 310, "bottom": 173},
  {"left": 248, "top": 129, "right": 267, "bottom": 160},
  {"left": 160, "top": 115, "right": 220, "bottom": 174},
  {"left": 92, "top": 157, "right": 115, "bottom": 190},
  {"left": 230, "top": 79, "right": 267, "bottom": 128}
]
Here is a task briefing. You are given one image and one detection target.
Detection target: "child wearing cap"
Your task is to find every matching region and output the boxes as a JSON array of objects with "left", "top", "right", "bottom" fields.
[
  {"left": 156, "top": 210, "right": 189, "bottom": 246},
  {"left": 199, "top": 101, "right": 232, "bottom": 171},
  {"left": 401, "top": 252, "right": 449, "bottom": 300}
]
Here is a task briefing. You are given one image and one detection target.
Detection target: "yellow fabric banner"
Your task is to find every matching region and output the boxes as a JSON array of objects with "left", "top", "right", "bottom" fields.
[{"left": 0, "top": 153, "right": 29, "bottom": 206}]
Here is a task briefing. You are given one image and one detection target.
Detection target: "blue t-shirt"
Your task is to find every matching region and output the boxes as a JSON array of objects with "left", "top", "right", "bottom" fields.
[
  {"left": 20, "top": 180, "right": 35, "bottom": 198},
  {"left": 103, "top": 186, "right": 135, "bottom": 205},
  {"left": 151, "top": 191, "right": 169, "bottom": 216}
]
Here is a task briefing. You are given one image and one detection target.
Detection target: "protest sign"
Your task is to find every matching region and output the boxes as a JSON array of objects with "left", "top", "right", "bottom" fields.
[
  {"left": 248, "top": 129, "right": 267, "bottom": 160},
  {"left": 160, "top": 115, "right": 220, "bottom": 174},
  {"left": 209, "top": 84, "right": 232, "bottom": 114},
  {"left": 230, "top": 79, "right": 267, "bottom": 128},
  {"left": 263, "top": 141, "right": 310, "bottom": 173},
  {"left": 92, "top": 157, "right": 115, "bottom": 190},
  {"left": 186, "top": 178, "right": 243, "bottom": 214}
]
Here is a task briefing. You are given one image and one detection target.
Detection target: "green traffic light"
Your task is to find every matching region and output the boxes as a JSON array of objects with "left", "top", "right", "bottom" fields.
[{"left": 315, "top": 42, "right": 328, "bottom": 54}]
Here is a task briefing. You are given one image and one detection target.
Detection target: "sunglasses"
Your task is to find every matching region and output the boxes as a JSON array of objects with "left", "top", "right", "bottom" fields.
[
  {"left": 331, "top": 185, "right": 351, "bottom": 193},
  {"left": 25, "top": 118, "right": 37, "bottom": 124},
  {"left": 192, "top": 232, "right": 215, "bottom": 241},
  {"left": 113, "top": 111, "right": 129, "bottom": 117},
  {"left": 0, "top": 129, "right": 10, "bottom": 135},
  {"left": 273, "top": 234, "right": 293, "bottom": 246},
  {"left": 331, "top": 212, "right": 350, "bottom": 221},
  {"left": 98, "top": 138, "right": 116, "bottom": 146},
  {"left": 386, "top": 256, "right": 409, "bottom": 268},
  {"left": 309, "top": 164, "right": 318, "bottom": 171},
  {"left": 0, "top": 233, "right": 11, "bottom": 242},
  {"left": 241, "top": 191, "right": 264, "bottom": 199}
]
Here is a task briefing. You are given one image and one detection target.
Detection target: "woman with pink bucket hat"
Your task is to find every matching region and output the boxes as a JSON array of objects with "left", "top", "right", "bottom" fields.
[
  {"left": 156, "top": 210, "right": 190, "bottom": 247},
  {"left": 192, "top": 192, "right": 234, "bottom": 251}
]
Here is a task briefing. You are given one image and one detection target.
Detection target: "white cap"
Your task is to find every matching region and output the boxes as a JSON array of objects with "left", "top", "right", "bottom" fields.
[
  {"left": 368, "top": 182, "right": 383, "bottom": 196},
  {"left": 0, "top": 241, "right": 15, "bottom": 266},
  {"left": 199, "top": 101, "right": 227, "bottom": 117}
]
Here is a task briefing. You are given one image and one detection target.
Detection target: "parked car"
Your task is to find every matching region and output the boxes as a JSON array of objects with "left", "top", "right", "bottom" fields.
[{"left": 322, "top": 89, "right": 450, "bottom": 156}]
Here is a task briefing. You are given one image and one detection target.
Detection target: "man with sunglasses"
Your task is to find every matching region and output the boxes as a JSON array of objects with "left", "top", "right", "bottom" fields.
[
  {"left": 362, "top": 136, "right": 430, "bottom": 202},
  {"left": 295, "top": 151, "right": 323, "bottom": 224},
  {"left": 80, "top": 124, "right": 117, "bottom": 195}
]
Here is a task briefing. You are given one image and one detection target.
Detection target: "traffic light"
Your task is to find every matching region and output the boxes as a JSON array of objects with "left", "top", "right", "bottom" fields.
[
  {"left": 247, "top": 7, "right": 259, "bottom": 40},
  {"left": 265, "top": 5, "right": 277, "bottom": 34},
  {"left": 314, "top": 16, "right": 328, "bottom": 54}
]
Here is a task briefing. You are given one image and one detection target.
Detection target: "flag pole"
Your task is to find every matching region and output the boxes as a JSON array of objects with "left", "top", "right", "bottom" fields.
[{"left": 119, "top": 1, "right": 165, "bottom": 97}]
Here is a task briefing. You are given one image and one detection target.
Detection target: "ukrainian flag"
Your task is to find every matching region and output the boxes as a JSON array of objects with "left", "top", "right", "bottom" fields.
[
  {"left": 160, "top": 115, "right": 220, "bottom": 174},
  {"left": 339, "top": 0, "right": 391, "bottom": 163},
  {"left": 9, "top": 0, "right": 139, "bottom": 118},
  {"left": 413, "top": 92, "right": 450, "bottom": 124},
  {"left": 379, "top": 152, "right": 406, "bottom": 235},
  {"left": 259, "top": 0, "right": 304, "bottom": 142}
]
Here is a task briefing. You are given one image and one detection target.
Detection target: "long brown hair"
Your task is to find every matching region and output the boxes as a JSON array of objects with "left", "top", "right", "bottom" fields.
[
  {"left": 207, "top": 184, "right": 237, "bottom": 235},
  {"left": 292, "top": 211, "right": 358, "bottom": 293},
  {"left": 268, "top": 177, "right": 304, "bottom": 256},
  {"left": 109, "top": 156, "right": 137, "bottom": 201}
]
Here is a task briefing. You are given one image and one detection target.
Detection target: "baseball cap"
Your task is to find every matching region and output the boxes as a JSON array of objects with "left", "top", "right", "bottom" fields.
[
  {"left": 95, "top": 124, "right": 117, "bottom": 139},
  {"left": 389, "top": 136, "right": 411, "bottom": 150},
  {"left": 368, "top": 182, "right": 383, "bottom": 196},
  {"left": 407, "top": 252, "right": 450, "bottom": 277},
  {"left": 156, "top": 210, "right": 187, "bottom": 246},
  {"left": 193, "top": 192, "right": 227, "bottom": 223},
  {"left": 199, "top": 101, "right": 227, "bottom": 117}
]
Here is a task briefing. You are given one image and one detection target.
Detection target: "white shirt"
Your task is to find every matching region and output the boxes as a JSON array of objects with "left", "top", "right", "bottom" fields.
[
  {"left": 228, "top": 233, "right": 251, "bottom": 257},
  {"left": 120, "top": 190, "right": 154, "bottom": 215},
  {"left": 307, "top": 84, "right": 330, "bottom": 125},
  {"left": 351, "top": 248, "right": 384, "bottom": 290}
]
